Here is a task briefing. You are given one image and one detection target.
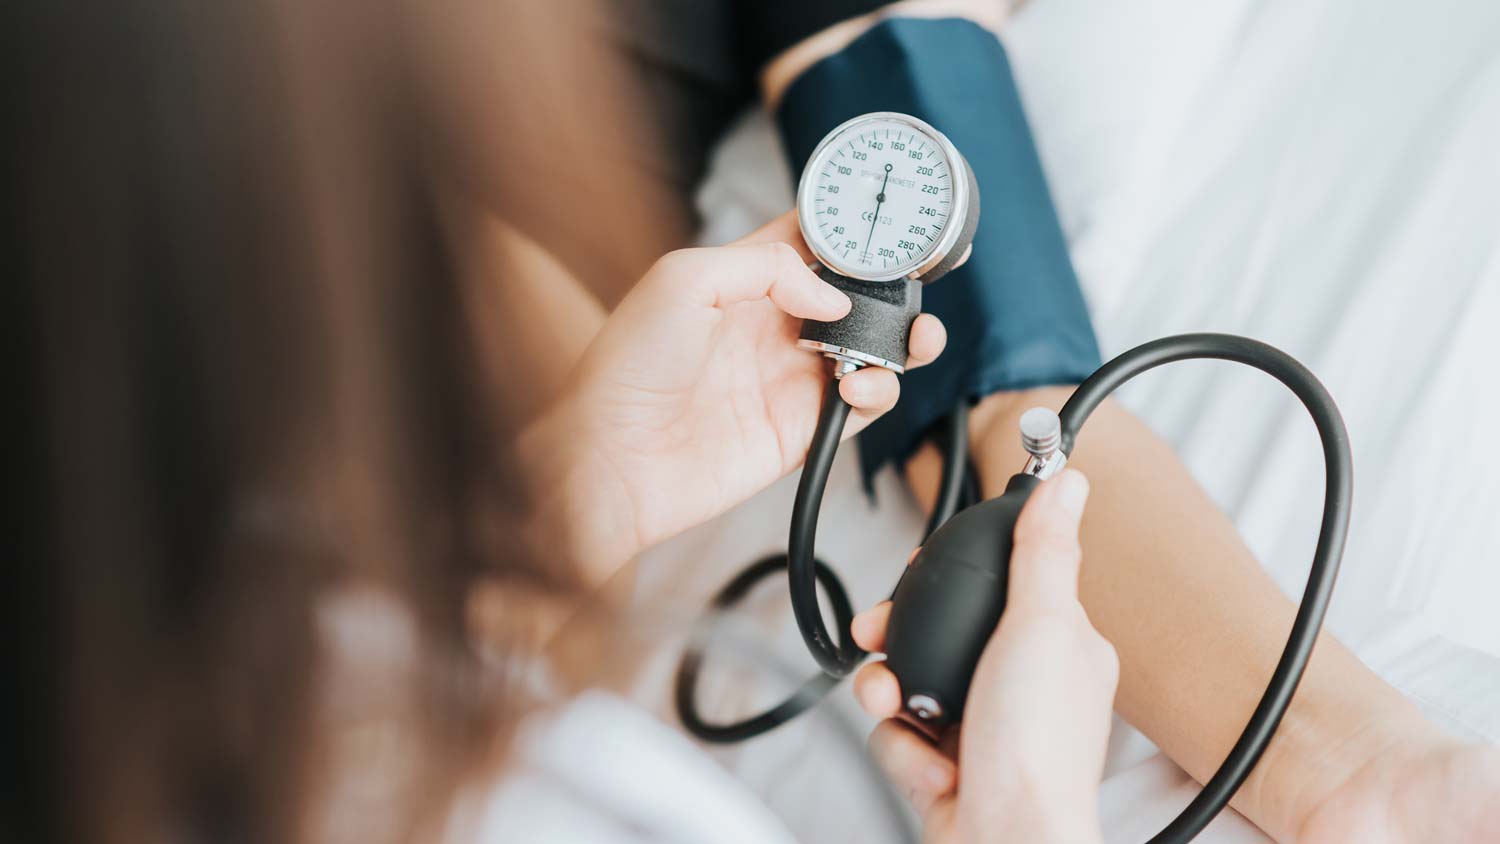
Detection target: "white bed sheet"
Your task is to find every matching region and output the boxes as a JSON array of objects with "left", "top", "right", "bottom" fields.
[{"left": 629, "top": 1, "right": 1500, "bottom": 841}]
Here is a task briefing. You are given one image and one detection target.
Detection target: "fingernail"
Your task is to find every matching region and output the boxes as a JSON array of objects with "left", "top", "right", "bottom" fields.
[
  {"left": 924, "top": 763, "right": 953, "bottom": 790},
  {"left": 1055, "top": 470, "right": 1089, "bottom": 519}
]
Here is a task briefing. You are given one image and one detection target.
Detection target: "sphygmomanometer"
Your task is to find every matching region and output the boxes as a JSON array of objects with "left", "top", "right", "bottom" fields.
[{"left": 676, "top": 19, "right": 1351, "bottom": 844}]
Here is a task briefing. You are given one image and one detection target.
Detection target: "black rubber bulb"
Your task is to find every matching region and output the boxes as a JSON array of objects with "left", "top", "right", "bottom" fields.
[{"left": 884, "top": 473, "right": 1040, "bottom": 726}]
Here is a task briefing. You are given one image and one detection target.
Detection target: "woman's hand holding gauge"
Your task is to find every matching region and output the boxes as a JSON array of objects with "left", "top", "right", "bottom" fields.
[{"left": 517, "top": 210, "right": 946, "bottom": 583}]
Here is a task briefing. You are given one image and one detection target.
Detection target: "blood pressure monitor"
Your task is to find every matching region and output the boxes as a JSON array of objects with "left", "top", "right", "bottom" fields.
[
  {"left": 794, "top": 112, "right": 980, "bottom": 373},
  {"left": 686, "top": 105, "right": 1354, "bottom": 844}
]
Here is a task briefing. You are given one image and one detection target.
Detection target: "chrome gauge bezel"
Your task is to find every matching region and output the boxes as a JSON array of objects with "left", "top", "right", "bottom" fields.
[{"left": 796, "top": 111, "right": 972, "bottom": 283}]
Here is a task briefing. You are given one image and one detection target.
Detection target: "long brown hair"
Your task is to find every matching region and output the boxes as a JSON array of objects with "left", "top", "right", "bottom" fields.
[{"left": 4, "top": 1, "right": 538, "bottom": 841}]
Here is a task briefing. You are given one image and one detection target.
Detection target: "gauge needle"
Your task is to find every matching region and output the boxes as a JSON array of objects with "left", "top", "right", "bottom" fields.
[{"left": 864, "top": 163, "right": 892, "bottom": 258}]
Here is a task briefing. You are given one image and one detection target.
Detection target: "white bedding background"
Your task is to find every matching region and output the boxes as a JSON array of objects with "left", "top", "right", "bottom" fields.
[{"left": 626, "top": 1, "right": 1500, "bottom": 842}]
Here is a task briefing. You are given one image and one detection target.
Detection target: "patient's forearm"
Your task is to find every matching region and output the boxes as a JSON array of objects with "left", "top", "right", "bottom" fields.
[{"left": 912, "top": 388, "right": 1443, "bottom": 841}]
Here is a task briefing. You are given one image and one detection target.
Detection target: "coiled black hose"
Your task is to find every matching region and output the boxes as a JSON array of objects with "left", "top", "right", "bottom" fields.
[
  {"left": 1057, "top": 333, "right": 1352, "bottom": 844},
  {"left": 675, "top": 380, "right": 970, "bottom": 742},
  {"left": 675, "top": 332, "right": 1351, "bottom": 844}
]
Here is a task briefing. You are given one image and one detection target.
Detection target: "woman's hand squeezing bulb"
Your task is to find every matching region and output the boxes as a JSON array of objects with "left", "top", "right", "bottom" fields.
[
  {"left": 852, "top": 470, "right": 1118, "bottom": 844},
  {"left": 524, "top": 210, "right": 946, "bottom": 582}
]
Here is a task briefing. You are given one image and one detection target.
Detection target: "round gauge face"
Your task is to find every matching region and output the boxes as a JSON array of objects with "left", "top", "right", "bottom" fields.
[{"left": 797, "top": 113, "right": 966, "bottom": 282}]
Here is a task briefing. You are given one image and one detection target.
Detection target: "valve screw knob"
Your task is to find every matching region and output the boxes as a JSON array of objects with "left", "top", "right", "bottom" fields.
[{"left": 1019, "top": 407, "right": 1062, "bottom": 458}]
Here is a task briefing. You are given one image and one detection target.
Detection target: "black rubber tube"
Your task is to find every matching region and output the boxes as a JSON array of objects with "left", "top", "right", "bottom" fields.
[
  {"left": 1057, "top": 333, "right": 1353, "bottom": 844},
  {"left": 679, "top": 333, "right": 1350, "bottom": 844},
  {"left": 675, "top": 379, "right": 972, "bottom": 742},
  {"left": 788, "top": 379, "right": 864, "bottom": 676},
  {"left": 675, "top": 553, "right": 856, "bottom": 743}
]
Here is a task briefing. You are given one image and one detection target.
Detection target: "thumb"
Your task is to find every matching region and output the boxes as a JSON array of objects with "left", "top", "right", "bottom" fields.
[{"left": 1006, "top": 470, "right": 1090, "bottom": 613}]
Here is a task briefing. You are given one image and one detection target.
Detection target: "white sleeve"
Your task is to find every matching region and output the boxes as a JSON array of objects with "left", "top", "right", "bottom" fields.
[{"left": 455, "top": 692, "right": 802, "bottom": 844}]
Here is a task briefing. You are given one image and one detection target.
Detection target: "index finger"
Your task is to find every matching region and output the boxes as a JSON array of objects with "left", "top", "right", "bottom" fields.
[
  {"left": 729, "top": 210, "right": 817, "bottom": 264},
  {"left": 653, "top": 241, "right": 848, "bottom": 320}
]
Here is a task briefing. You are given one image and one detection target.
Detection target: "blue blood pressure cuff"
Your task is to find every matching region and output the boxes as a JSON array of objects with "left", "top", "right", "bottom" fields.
[{"left": 776, "top": 17, "right": 1102, "bottom": 487}]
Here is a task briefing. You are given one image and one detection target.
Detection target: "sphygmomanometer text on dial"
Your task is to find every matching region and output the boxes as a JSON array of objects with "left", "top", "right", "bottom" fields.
[{"left": 808, "top": 117, "right": 954, "bottom": 277}]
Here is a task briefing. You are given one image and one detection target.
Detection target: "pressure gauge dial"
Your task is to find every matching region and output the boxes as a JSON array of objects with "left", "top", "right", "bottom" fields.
[{"left": 796, "top": 112, "right": 978, "bottom": 284}]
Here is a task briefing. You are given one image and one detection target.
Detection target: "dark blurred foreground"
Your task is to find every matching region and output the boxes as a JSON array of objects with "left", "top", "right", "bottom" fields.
[{"left": 6, "top": 2, "right": 490, "bottom": 841}]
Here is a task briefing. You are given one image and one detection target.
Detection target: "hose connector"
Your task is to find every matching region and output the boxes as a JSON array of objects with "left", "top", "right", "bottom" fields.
[
  {"left": 1018, "top": 407, "right": 1067, "bottom": 480},
  {"left": 829, "top": 357, "right": 863, "bottom": 379}
]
